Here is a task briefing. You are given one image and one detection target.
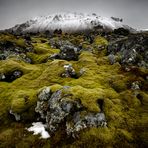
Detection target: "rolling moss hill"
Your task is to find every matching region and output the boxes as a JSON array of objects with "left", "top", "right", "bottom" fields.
[{"left": 0, "top": 31, "right": 147, "bottom": 148}]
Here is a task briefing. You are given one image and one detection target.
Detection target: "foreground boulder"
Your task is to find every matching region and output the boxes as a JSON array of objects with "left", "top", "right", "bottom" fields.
[{"left": 35, "top": 86, "right": 107, "bottom": 136}]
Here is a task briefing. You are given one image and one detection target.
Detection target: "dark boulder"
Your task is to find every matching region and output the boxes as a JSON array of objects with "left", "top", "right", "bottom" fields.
[
  {"left": 107, "top": 33, "right": 148, "bottom": 68},
  {"left": 35, "top": 86, "right": 107, "bottom": 136},
  {"left": 0, "top": 70, "right": 23, "bottom": 82},
  {"left": 59, "top": 45, "right": 79, "bottom": 61},
  {"left": 61, "top": 64, "right": 77, "bottom": 78},
  {"left": 113, "top": 28, "right": 130, "bottom": 36}
]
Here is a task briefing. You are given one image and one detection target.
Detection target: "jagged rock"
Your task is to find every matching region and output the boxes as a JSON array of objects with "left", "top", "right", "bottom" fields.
[
  {"left": 59, "top": 45, "right": 79, "bottom": 61},
  {"left": 9, "top": 109, "right": 21, "bottom": 121},
  {"left": 0, "top": 53, "right": 6, "bottom": 60},
  {"left": 0, "top": 70, "right": 23, "bottom": 82},
  {"left": 111, "top": 17, "right": 123, "bottom": 22},
  {"left": 79, "top": 68, "right": 86, "bottom": 76},
  {"left": 13, "top": 70, "right": 22, "bottom": 78},
  {"left": 97, "top": 45, "right": 106, "bottom": 51},
  {"left": 108, "top": 54, "right": 116, "bottom": 65},
  {"left": 0, "top": 73, "right": 6, "bottom": 80},
  {"left": 0, "top": 40, "right": 33, "bottom": 62},
  {"left": 107, "top": 34, "right": 148, "bottom": 68},
  {"left": 35, "top": 86, "right": 107, "bottom": 135},
  {"left": 49, "top": 40, "right": 80, "bottom": 60},
  {"left": 61, "top": 64, "right": 77, "bottom": 78},
  {"left": 66, "top": 112, "right": 107, "bottom": 136},
  {"left": 35, "top": 101, "right": 48, "bottom": 119},
  {"left": 35, "top": 87, "right": 51, "bottom": 119},
  {"left": 113, "top": 27, "right": 130, "bottom": 36},
  {"left": 46, "top": 88, "right": 82, "bottom": 132},
  {"left": 38, "top": 87, "right": 51, "bottom": 101},
  {"left": 131, "top": 81, "right": 140, "bottom": 90},
  {"left": 49, "top": 39, "right": 73, "bottom": 49}
]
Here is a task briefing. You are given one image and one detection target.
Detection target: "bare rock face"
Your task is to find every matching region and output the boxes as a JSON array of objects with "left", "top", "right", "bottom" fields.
[{"left": 35, "top": 86, "right": 107, "bottom": 136}]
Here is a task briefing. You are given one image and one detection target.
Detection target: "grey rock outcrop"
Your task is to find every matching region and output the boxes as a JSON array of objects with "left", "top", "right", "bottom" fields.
[
  {"left": 35, "top": 86, "right": 107, "bottom": 136},
  {"left": 49, "top": 39, "right": 80, "bottom": 61},
  {"left": 61, "top": 64, "right": 77, "bottom": 78},
  {"left": 107, "top": 33, "right": 148, "bottom": 68},
  {"left": 0, "top": 40, "right": 33, "bottom": 63},
  {"left": 66, "top": 112, "right": 107, "bottom": 137},
  {"left": 35, "top": 87, "right": 51, "bottom": 119}
]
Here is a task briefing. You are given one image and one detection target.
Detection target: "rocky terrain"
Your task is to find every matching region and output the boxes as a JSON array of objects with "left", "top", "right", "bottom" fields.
[{"left": 0, "top": 16, "right": 148, "bottom": 147}]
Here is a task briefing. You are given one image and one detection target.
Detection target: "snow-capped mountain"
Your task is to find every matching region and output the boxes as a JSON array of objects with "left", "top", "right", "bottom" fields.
[{"left": 6, "top": 12, "right": 135, "bottom": 34}]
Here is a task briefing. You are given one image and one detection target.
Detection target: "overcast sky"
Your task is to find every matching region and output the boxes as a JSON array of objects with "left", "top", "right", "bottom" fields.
[{"left": 0, "top": 0, "right": 148, "bottom": 30}]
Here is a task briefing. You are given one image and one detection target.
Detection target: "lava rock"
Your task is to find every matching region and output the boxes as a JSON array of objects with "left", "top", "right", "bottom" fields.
[
  {"left": 0, "top": 70, "right": 23, "bottom": 82},
  {"left": 61, "top": 64, "right": 77, "bottom": 78},
  {"left": 59, "top": 45, "right": 79, "bottom": 61},
  {"left": 0, "top": 73, "right": 6, "bottom": 80},
  {"left": 46, "top": 88, "right": 83, "bottom": 132},
  {"left": 49, "top": 39, "right": 80, "bottom": 61},
  {"left": 9, "top": 109, "right": 21, "bottom": 121},
  {"left": 108, "top": 54, "right": 116, "bottom": 65},
  {"left": 35, "top": 86, "right": 107, "bottom": 136},
  {"left": 107, "top": 33, "right": 148, "bottom": 68},
  {"left": 49, "top": 39, "right": 73, "bottom": 49},
  {"left": 131, "top": 81, "right": 140, "bottom": 90},
  {"left": 113, "top": 27, "right": 130, "bottom": 36},
  {"left": 38, "top": 87, "right": 51, "bottom": 101},
  {"left": 66, "top": 112, "right": 107, "bottom": 136},
  {"left": 0, "top": 40, "right": 33, "bottom": 62},
  {"left": 35, "top": 87, "right": 51, "bottom": 119}
]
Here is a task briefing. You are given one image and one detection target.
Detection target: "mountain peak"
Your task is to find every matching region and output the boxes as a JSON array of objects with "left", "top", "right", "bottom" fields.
[{"left": 5, "top": 12, "right": 135, "bottom": 34}]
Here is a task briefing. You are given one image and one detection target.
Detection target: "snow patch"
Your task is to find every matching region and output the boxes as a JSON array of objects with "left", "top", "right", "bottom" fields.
[
  {"left": 27, "top": 122, "right": 50, "bottom": 139},
  {"left": 9, "top": 12, "right": 134, "bottom": 33}
]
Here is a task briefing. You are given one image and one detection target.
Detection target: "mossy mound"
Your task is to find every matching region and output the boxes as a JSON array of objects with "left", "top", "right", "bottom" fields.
[{"left": 0, "top": 33, "right": 147, "bottom": 148}]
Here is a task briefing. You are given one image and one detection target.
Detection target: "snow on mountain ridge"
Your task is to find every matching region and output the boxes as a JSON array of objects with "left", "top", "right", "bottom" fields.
[{"left": 8, "top": 12, "right": 133, "bottom": 33}]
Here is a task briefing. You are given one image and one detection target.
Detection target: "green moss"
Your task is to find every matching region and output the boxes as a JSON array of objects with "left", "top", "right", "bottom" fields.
[
  {"left": 69, "top": 86, "right": 103, "bottom": 112},
  {"left": 0, "top": 33, "right": 26, "bottom": 48},
  {"left": 11, "top": 89, "right": 37, "bottom": 114},
  {"left": 0, "top": 128, "right": 14, "bottom": 148},
  {"left": 27, "top": 42, "right": 59, "bottom": 64},
  {"left": 111, "top": 79, "right": 128, "bottom": 92},
  {"left": 117, "top": 129, "right": 134, "bottom": 142},
  {"left": 65, "top": 128, "right": 114, "bottom": 147},
  {"left": 0, "top": 124, "right": 50, "bottom": 148},
  {"left": 0, "top": 33, "right": 147, "bottom": 147},
  {"left": 93, "top": 36, "right": 108, "bottom": 46},
  {"left": 50, "top": 84, "right": 63, "bottom": 92},
  {"left": 15, "top": 38, "right": 26, "bottom": 47}
]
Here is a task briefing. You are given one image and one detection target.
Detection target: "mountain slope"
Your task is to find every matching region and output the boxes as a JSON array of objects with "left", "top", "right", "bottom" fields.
[{"left": 6, "top": 12, "right": 134, "bottom": 34}]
